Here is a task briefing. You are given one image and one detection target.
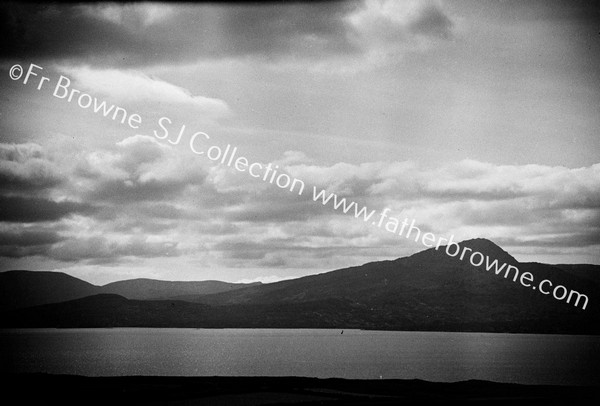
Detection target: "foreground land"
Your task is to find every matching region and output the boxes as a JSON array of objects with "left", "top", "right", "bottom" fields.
[{"left": 3, "top": 374, "right": 599, "bottom": 405}]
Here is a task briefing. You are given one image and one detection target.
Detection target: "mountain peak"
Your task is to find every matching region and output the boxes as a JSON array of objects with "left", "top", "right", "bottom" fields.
[
  {"left": 399, "top": 237, "right": 518, "bottom": 266},
  {"left": 459, "top": 238, "right": 517, "bottom": 263},
  {"left": 460, "top": 237, "right": 501, "bottom": 249}
]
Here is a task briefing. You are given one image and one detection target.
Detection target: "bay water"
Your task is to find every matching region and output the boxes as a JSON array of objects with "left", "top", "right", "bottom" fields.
[{"left": 1, "top": 328, "right": 598, "bottom": 386}]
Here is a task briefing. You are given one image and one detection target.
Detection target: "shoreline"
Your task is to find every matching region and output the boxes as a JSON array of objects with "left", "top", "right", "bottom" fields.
[
  {"left": 2, "top": 326, "right": 599, "bottom": 336},
  {"left": 4, "top": 374, "right": 599, "bottom": 405}
]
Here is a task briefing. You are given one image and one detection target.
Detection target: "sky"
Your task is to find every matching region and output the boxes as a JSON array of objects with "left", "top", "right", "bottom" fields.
[{"left": 0, "top": 0, "right": 599, "bottom": 285}]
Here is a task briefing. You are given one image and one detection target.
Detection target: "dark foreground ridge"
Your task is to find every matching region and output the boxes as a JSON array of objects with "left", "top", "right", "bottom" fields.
[{"left": 4, "top": 374, "right": 599, "bottom": 406}]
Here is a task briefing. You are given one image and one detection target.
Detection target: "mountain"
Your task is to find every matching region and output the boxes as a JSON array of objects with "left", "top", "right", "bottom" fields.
[
  {"left": 553, "top": 264, "right": 600, "bottom": 287},
  {"left": 168, "top": 238, "right": 600, "bottom": 333},
  {"left": 1, "top": 239, "right": 598, "bottom": 333},
  {"left": 182, "top": 238, "right": 552, "bottom": 306},
  {"left": 0, "top": 271, "right": 259, "bottom": 310},
  {"left": 99, "top": 278, "right": 260, "bottom": 300},
  {"left": 0, "top": 270, "right": 98, "bottom": 311}
]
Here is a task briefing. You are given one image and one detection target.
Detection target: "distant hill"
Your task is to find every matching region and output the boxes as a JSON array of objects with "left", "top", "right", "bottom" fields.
[
  {"left": 0, "top": 270, "right": 98, "bottom": 311},
  {"left": 0, "top": 271, "right": 259, "bottom": 310},
  {"left": 1, "top": 239, "right": 598, "bottom": 334},
  {"left": 99, "top": 278, "right": 260, "bottom": 300}
]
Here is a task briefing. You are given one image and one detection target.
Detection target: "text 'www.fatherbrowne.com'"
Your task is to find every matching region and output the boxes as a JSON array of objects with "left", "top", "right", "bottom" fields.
[{"left": 312, "top": 188, "right": 589, "bottom": 310}]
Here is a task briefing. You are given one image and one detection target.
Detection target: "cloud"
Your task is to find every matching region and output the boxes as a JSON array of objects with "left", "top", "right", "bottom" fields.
[
  {"left": 76, "top": 135, "right": 208, "bottom": 203},
  {"left": 420, "top": 160, "right": 600, "bottom": 207},
  {"left": 60, "top": 67, "right": 231, "bottom": 117},
  {"left": 1, "top": 139, "right": 598, "bottom": 267},
  {"left": 80, "top": 3, "right": 175, "bottom": 27},
  {"left": 288, "top": 158, "right": 600, "bottom": 210},
  {"left": 0, "top": 229, "right": 63, "bottom": 247},
  {"left": 0, "top": 1, "right": 453, "bottom": 69},
  {"left": 0, "top": 2, "right": 142, "bottom": 62},
  {"left": 0, "top": 142, "right": 64, "bottom": 192},
  {"left": 227, "top": 200, "right": 328, "bottom": 223},
  {"left": 497, "top": 231, "right": 600, "bottom": 249},
  {"left": 219, "top": 2, "right": 359, "bottom": 58},
  {"left": 409, "top": 3, "right": 453, "bottom": 39},
  {"left": 0, "top": 2, "right": 358, "bottom": 65},
  {"left": 0, "top": 196, "right": 95, "bottom": 223},
  {"left": 345, "top": 0, "right": 454, "bottom": 66},
  {"left": 48, "top": 235, "right": 180, "bottom": 263},
  {"left": 0, "top": 229, "right": 65, "bottom": 258}
]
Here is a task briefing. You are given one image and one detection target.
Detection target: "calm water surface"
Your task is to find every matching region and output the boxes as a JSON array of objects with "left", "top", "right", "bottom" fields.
[{"left": 1, "top": 328, "right": 598, "bottom": 386}]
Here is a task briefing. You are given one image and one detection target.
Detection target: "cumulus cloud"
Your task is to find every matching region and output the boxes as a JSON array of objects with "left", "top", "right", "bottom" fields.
[
  {"left": 345, "top": 0, "right": 454, "bottom": 66},
  {"left": 0, "top": 142, "right": 64, "bottom": 192},
  {"left": 60, "top": 67, "right": 231, "bottom": 117},
  {"left": 76, "top": 135, "right": 208, "bottom": 203},
  {"left": 220, "top": 157, "right": 600, "bottom": 261},
  {"left": 348, "top": 0, "right": 453, "bottom": 40},
  {"left": 0, "top": 139, "right": 598, "bottom": 268},
  {"left": 289, "top": 158, "right": 600, "bottom": 210}
]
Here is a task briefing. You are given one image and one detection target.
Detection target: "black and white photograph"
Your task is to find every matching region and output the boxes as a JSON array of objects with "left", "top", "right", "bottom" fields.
[{"left": 1, "top": 0, "right": 599, "bottom": 404}]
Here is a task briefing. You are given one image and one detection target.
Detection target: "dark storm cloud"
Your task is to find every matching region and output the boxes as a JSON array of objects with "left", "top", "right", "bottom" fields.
[
  {"left": 0, "top": 167, "right": 62, "bottom": 192},
  {"left": 0, "top": 1, "right": 361, "bottom": 65},
  {"left": 0, "top": 229, "right": 64, "bottom": 258},
  {"left": 0, "top": 2, "right": 143, "bottom": 62},
  {"left": 0, "top": 195, "right": 95, "bottom": 222}
]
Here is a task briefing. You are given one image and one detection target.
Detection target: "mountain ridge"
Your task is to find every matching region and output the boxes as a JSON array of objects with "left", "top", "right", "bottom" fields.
[
  {"left": 1, "top": 238, "right": 598, "bottom": 333},
  {"left": 0, "top": 271, "right": 260, "bottom": 310}
]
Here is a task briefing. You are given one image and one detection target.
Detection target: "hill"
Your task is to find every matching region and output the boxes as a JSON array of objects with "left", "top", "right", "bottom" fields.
[
  {"left": 99, "top": 278, "right": 260, "bottom": 300},
  {"left": 1, "top": 239, "right": 598, "bottom": 333},
  {"left": 0, "top": 271, "right": 259, "bottom": 310},
  {"left": 0, "top": 270, "right": 98, "bottom": 311}
]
